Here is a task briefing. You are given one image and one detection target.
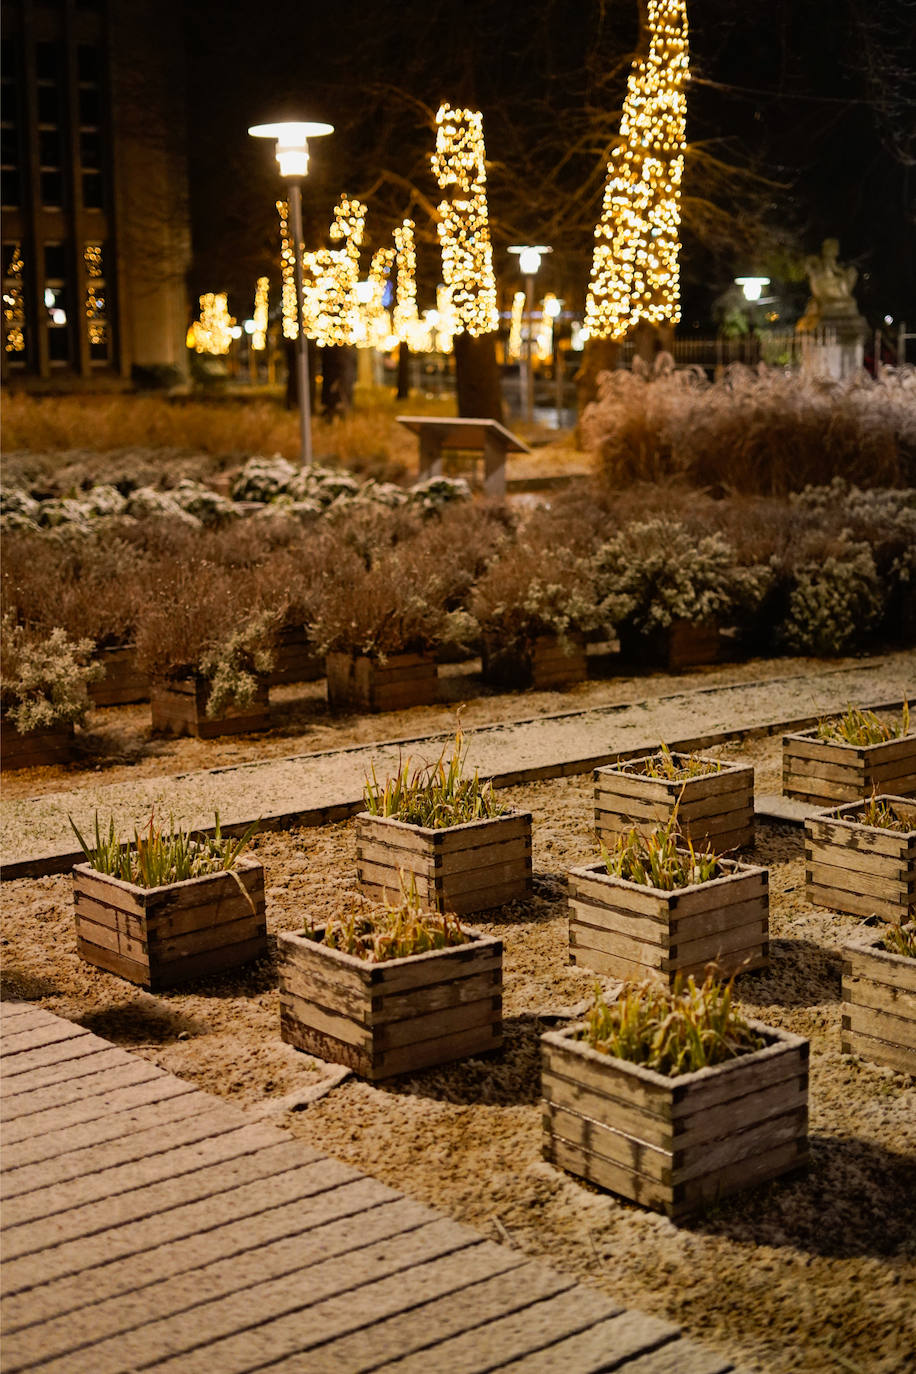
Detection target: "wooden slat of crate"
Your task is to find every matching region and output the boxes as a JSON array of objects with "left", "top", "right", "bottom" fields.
[
  {"left": 843, "top": 971, "right": 916, "bottom": 1020},
  {"left": 88, "top": 646, "right": 149, "bottom": 706},
  {"left": 150, "top": 679, "right": 270, "bottom": 739},
  {"left": 674, "top": 1138, "right": 809, "bottom": 1217},
  {"left": 541, "top": 1067, "right": 674, "bottom": 1151},
  {"left": 541, "top": 1038, "right": 672, "bottom": 1120},
  {"left": 545, "top": 1104, "right": 672, "bottom": 1182},
  {"left": 74, "top": 939, "right": 154, "bottom": 985},
  {"left": 842, "top": 1000, "right": 916, "bottom": 1051},
  {"left": 807, "top": 884, "right": 902, "bottom": 922},
  {"left": 843, "top": 937, "right": 916, "bottom": 995},
  {"left": 74, "top": 902, "right": 148, "bottom": 961},
  {"left": 280, "top": 946, "right": 500, "bottom": 1024},
  {"left": 807, "top": 857, "right": 908, "bottom": 903},
  {"left": 569, "top": 868, "right": 669, "bottom": 920},
  {"left": 668, "top": 912, "right": 768, "bottom": 968},
  {"left": 545, "top": 1135, "right": 671, "bottom": 1214},
  {"left": 841, "top": 1029, "right": 916, "bottom": 1075},
  {"left": 783, "top": 730, "right": 916, "bottom": 802},
  {"left": 805, "top": 820, "right": 914, "bottom": 865},
  {"left": 355, "top": 834, "right": 530, "bottom": 879},
  {"left": 0, "top": 721, "right": 73, "bottom": 770},
  {"left": 670, "top": 868, "right": 767, "bottom": 919},
  {"left": 596, "top": 759, "right": 752, "bottom": 804},
  {"left": 356, "top": 874, "right": 531, "bottom": 917}
]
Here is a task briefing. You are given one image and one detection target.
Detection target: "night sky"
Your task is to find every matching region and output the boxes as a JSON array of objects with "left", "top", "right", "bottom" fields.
[{"left": 184, "top": 0, "right": 915, "bottom": 330}]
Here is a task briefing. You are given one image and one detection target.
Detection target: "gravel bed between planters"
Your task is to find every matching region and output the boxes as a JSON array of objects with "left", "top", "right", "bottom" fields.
[{"left": 1, "top": 734, "right": 914, "bottom": 1374}]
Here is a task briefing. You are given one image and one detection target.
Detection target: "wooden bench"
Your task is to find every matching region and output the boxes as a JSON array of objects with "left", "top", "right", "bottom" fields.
[{"left": 396, "top": 416, "right": 529, "bottom": 498}]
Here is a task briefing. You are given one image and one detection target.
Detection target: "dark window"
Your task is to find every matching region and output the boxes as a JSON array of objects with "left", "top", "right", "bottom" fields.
[
  {"left": 77, "top": 45, "right": 100, "bottom": 84},
  {"left": 37, "top": 83, "right": 60, "bottom": 124},
  {"left": 79, "top": 85, "right": 101, "bottom": 125},
  {"left": 1, "top": 168, "right": 20, "bottom": 207},
  {"left": 1, "top": 39, "right": 18, "bottom": 81},
  {"left": 82, "top": 169, "right": 103, "bottom": 208},
  {"left": 40, "top": 169, "right": 63, "bottom": 206},
  {"left": 2, "top": 242, "right": 20, "bottom": 276},
  {"left": 35, "top": 43, "right": 61, "bottom": 83},
  {"left": 79, "top": 129, "right": 101, "bottom": 168},
  {"left": 1, "top": 126, "right": 18, "bottom": 165},
  {"left": 39, "top": 127, "right": 61, "bottom": 166},
  {"left": 44, "top": 242, "right": 67, "bottom": 278}
]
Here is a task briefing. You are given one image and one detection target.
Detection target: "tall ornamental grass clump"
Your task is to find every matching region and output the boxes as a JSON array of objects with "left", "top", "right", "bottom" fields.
[
  {"left": 364, "top": 727, "right": 505, "bottom": 829},
  {"left": 581, "top": 359, "right": 916, "bottom": 495}
]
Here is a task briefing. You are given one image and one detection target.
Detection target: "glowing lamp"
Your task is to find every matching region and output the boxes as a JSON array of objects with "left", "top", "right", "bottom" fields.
[
  {"left": 735, "top": 276, "right": 770, "bottom": 302},
  {"left": 509, "top": 245, "right": 551, "bottom": 276},
  {"left": 248, "top": 120, "right": 333, "bottom": 180}
]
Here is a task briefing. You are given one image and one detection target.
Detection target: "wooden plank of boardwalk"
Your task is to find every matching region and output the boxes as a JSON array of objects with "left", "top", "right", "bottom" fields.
[{"left": 0, "top": 1004, "right": 740, "bottom": 1374}]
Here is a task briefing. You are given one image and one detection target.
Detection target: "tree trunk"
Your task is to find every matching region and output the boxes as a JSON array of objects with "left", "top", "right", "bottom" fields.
[
  {"left": 320, "top": 344, "right": 357, "bottom": 418},
  {"left": 574, "top": 336, "right": 620, "bottom": 444},
  {"left": 396, "top": 341, "right": 410, "bottom": 400},
  {"left": 453, "top": 332, "right": 503, "bottom": 421},
  {"left": 631, "top": 319, "right": 674, "bottom": 367}
]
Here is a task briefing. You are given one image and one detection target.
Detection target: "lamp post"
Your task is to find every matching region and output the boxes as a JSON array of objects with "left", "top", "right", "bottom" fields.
[
  {"left": 248, "top": 119, "right": 333, "bottom": 466},
  {"left": 735, "top": 276, "right": 770, "bottom": 303},
  {"left": 508, "top": 244, "right": 551, "bottom": 423}
]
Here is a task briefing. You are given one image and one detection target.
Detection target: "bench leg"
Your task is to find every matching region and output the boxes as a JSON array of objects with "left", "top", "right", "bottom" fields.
[
  {"left": 418, "top": 432, "right": 444, "bottom": 483},
  {"left": 483, "top": 436, "right": 507, "bottom": 498}
]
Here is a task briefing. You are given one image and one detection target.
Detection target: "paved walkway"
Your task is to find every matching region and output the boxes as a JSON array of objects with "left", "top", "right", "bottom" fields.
[
  {"left": 2, "top": 654, "right": 912, "bottom": 878},
  {"left": 1, "top": 1002, "right": 738, "bottom": 1374}
]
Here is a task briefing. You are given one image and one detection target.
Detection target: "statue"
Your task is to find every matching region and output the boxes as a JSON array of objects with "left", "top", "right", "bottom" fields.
[{"left": 797, "top": 238, "right": 864, "bottom": 332}]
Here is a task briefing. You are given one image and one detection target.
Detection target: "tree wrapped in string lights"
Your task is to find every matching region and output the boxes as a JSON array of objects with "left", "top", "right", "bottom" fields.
[
  {"left": 584, "top": 0, "right": 689, "bottom": 365},
  {"left": 431, "top": 104, "right": 503, "bottom": 419}
]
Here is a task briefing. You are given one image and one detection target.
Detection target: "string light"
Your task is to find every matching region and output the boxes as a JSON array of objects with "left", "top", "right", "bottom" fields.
[
  {"left": 83, "top": 243, "right": 107, "bottom": 347},
  {"left": 3, "top": 244, "right": 25, "bottom": 354},
  {"left": 251, "top": 276, "right": 269, "bottom": 350},
  {"left": 277, "top": 195, "right": 368, "bottom": 346},
  {"left": 431, "top": 105, "right": 499, "bottom": 337},
  {"left": 507, "top": 290, "right": 525, "bottom": 361},
  {"left": 584, "top": 0, "right": 689, "bottom": 341},
  {"left": 186, "top": 292, "right": 235, "bottom": 354},
  {"left": 393, "top": 219, "right": 419, "bottom": 345}
]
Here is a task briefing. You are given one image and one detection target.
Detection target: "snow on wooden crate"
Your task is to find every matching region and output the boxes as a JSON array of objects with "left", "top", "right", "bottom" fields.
[
  {"left": 806, "top": 797, "right": 916, "bottom": 923},
  {"left": 842, "top": 923, "right": 916, "bottom": 1075},
  {"left": 782, "top": 727, "right": 916, "bottom": 805},
  {"left": 278, "top": 925, "right": 503, "bottom": 1080},
  {"left": 73, "top": 857, "right": 267, "bottom": 990},
  {"left": 355, "top": 809, "right": 533, "bottom": 917},
  {"left": 541, "top": 1018, "right": 809, "bottom": 1219},
  {"left": 568, "top": 856, "right": 769, "bottom": 984},
  {"left": 594, "top": 752, "right": 754, "bottom": 854}
]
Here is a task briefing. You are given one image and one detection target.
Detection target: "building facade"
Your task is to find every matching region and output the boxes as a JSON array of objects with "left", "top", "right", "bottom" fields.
[{"left": 1, "top": 0, "right": 190, "bottom": 387}]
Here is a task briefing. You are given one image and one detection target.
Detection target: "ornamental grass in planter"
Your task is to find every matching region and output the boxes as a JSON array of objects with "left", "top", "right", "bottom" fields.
[
  {"left": 279, "top": 877, "right": 503, "bottom": 1080},
  {"left": 70, "top": 813, "right": 266, "bottom": 990},
  {"left": 806, "top": 794, "right": 916, "bottom": 923},
  {"left": 841, "top": 921, "right": 916, "bottom": 1075},
  {"left": 0, "top": 618, "right": 103, "bottom": 770},
  {"left": 542, "top": 974, "right": 809, "bottom": 1219},
  {"left": 783, "top": 703, "right": 915, "bottom": 805},
  {"left": 595, "top": 743, "right": 754, "bottom": 854},
  {"left": 357, "top": 728, "right": 532, "bottom": 916},
  {"left": 468, "top": 541, "right": 602, "bottom": 690},
  {"left": 568, "top": 815, "right": 769, "bottom": 984}
]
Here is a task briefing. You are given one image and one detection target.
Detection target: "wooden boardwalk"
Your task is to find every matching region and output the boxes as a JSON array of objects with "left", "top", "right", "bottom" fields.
[{"left": 1, "top": 1002, "right": 740, "bottom": 1373}]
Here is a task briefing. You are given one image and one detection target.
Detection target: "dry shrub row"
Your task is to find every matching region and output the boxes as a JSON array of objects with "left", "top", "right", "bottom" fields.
[{"left": 580, "top": 361, "right": 916, "bottom": 495}]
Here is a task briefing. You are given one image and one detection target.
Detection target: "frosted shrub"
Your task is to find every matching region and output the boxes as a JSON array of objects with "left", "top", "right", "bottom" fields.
[
  {"left": 126, "top": 486, "right": 200, "bottom": 527},
  {"left": 467, "top": 542, "right": 604, "bottom": 653},
  {"left": 778, "top": 542, "right": 883, "bottom": 655},
  {"left": 230, "top": 454, "right": 298, "bottom": 502},
  {"left": 170, "top": 479, "right": 238, "bottom": 527},
  {"left": 1, "top": 616, "right": 103, "bottom": 732}
]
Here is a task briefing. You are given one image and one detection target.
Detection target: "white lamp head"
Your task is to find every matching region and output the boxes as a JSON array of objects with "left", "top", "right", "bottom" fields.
[
  {"left": 735, "top": 275, "right": 770, "bottom": 303},
  {"left": 509, "top": 244, "right": 552, "bottom": 276},
  {"left": 248, "top": 120, "right": 334, "bottom": 179}
]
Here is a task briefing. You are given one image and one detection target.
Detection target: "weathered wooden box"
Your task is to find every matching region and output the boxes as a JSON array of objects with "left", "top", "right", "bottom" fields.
[
  {"left": 568, "top": 856, "right": 769, "bottom": 984},
  {"left": 88, "top": 645, "right": 149, "bottom": 707},
  {"left": 541, "top": 1019, "right": 809, "bottom": 1219},
  {"left": 73, "top": 857, "right": 268, "bottom": 990},
  {"left": 0, "top": 718, "right": 73, "bottom": 771},
  {"left": 783, "top": 726, "right": 916, "bottom": 805},
  {"left": 356, "top": 810, "right": 533, "bottom": 917},
  {"left": 841, "top": 923, "right": 916, "bottom": 1075},
  {"left": 326, "top": 651, "right": 439, "bottom": 713},
  {"left": 267, "top": 624, "right": 323, "bottom": 686},
  {"left": 278, "top": 925, "right": 503, "bottom": 1080},
  {"left": 619, "top": 620, "right": 721, "bottom": 672},
  {"left": 150, "top": 676, "right": 270, "bottom": 738},
  {"left": 481, "top": 634, "right": 587, "bottom": 690},
  {"left": 595, "top": 753, "right": 754, "bottom": 854},
  {"left": 806, "top": 797, "right": 916, "bottom": 923}
]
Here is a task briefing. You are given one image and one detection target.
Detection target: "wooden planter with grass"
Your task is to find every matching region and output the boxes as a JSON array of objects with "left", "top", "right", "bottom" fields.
[
  {"left": 595, "top": 753, "right": 754, "bottom": 854},
  {"left": 150, "top": 676, "right": 270, "bottom": 738},
  {"left": 541, "top": 1019, "right": 809, "bottom": 1219},
  {"left": 88, "top": 645, "right": 149, "bottom": 707},
  {"left": 326, "top": 651, "right": 439, "bottom": 713},
  {"left": 356, "top": 810, "right": 533, "bottom": 917},
  {"left": 0, "top": 717, "right": 74, "bottom": 771},
  {"left": 267, "top": 624, "right": 323, "bottom": 686},
  {"left": 278, "top": 925, "right": 503, "bottom": 1080},
  {"left": 783, "top": 727, "right": 916, "bottom": 805},
  {"left": 568, "top": 857, "right": 769, "bottom": 984},
  {"left": 73, "top": 857, "right": 267, "bottom": 990},
  {"left": 806, "top": 797, "right": 916, "bottom": 923},
  {"left": 481, "top": 634, "right": 587, "bottom": 691},
  {"left": 841, "top": 923, "right": 916, "bottom": 1074}
]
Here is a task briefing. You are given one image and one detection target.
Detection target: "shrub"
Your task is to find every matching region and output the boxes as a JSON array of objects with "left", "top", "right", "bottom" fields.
[
  {"left": 1, "top": 616, "right": 103, "bottom": 731},
  {"left": 467, "top": 540, "right": 603, "bottom": 652},
  {"left": 580, "top": 973, "right": 764, "bottom": 1076},
  {"left": 777, "top": 541, "right": 884, "bottom": 655}
]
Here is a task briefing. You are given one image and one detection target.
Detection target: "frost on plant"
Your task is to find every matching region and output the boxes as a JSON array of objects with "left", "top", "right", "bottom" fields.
[
  {"left": 779, "top": 542, "right": 883, "bottom": 655},
  {"left": 200, "top": 610, "right": 279, "bottom": 717},
  {"left": 1, "top": 616, "right": 103, "bottom": 732}
]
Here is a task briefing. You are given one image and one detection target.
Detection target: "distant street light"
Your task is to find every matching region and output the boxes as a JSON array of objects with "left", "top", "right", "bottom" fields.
[
  {"left": 509, "top": 244, "right": 551, "bottom": 423},
  {"left": 248, "top": 118, "right": 333, "bottom": 466},
  {"left": 735, "top": 276, "right": 770, "bottom": 303}
]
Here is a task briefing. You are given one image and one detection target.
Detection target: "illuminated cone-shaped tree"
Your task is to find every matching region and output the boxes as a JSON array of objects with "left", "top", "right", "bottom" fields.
[
  {"left": 579, "top": 0, "right": 689, "bottom": 409},
  {"left": 431, "top": 104, "right": 503, "bottom": 419}
]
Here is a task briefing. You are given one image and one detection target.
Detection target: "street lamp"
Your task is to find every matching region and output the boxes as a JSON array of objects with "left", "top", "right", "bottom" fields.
[
  {"left": 508, "top": 244, "right": 551, "bottom": 423},
  {"left": 248, "top": 118, "right": 333, "bottom": 466},
  {"left": 735, "top": 276, "right": 770, "bottom": 303}
]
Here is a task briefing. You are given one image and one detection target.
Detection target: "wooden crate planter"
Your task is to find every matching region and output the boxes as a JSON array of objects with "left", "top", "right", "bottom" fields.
[
  {"left": 267, "top": 624, "right": 323, "bottom": 686},
  {"left": 278, "top": 925, "right": 502, "bottom": 1080},
  {"left": 88, "top": 645, "right": 149, "bottom": 707},
  {"left": 842, "top": 923, "right": 916, "bottom": 1075},
  {"left": 595, "top": 753, "right": 754, "bottom": 854},
  {"left": 356, "top": 810, "right": 533, "bottom": 917},
  {"left": 150, "top": 676, "right": 270, "bottom": 738},
  {"left": 619, "top": 620, "right": 720, "bottom": 672},
  {"left": 0, "top": 717, "right": 73, "bottom": 771},
  {"left": 481, "top": 634, "right": 587, "bottom": 690},
  {"left": 568, "top": 856, "right": 769, "bottom": 984},
  {"left": 325, "top": 651, "right": 439, "bottom": 713},
  {"left": 73, "top": 857, "right": 267, "bottom": 990},
  {"left": 806, "top": 797, "right": 916, "bottom": 923},
  {"left": 783, "top": 726, "right": 916, "bottom": 805},
  {"left": 541, "top": 1019, "right": 809, "bottom": 1219}
]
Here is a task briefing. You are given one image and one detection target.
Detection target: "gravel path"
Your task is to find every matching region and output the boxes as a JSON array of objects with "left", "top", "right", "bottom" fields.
[{"left": 1, "top": 726, "right": 913, "bottom": 1374}]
